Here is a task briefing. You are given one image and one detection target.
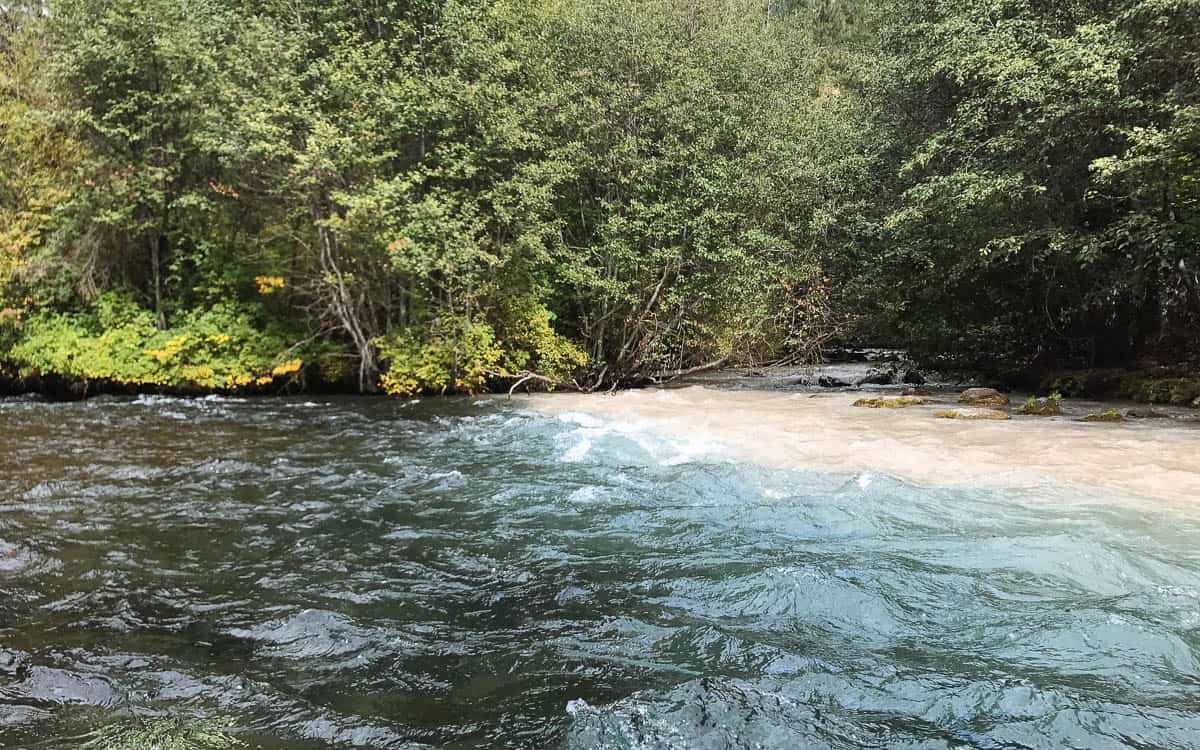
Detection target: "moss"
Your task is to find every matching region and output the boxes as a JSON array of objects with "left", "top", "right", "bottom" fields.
[
  {"left": 84, "top": 717, "right": 244, "bottom": 750},
  {"left": 935, "top": 408, "right": 1010, "bottom": 420},
  {"left": 1082, "top": 409, "right": 1124, "bottom": 423},
  {"left": 853, "top": 396, "right": 927, "bottom": 408},
  {"left": 1018, "top": 393, "right": 1062, "bottom": 416}
]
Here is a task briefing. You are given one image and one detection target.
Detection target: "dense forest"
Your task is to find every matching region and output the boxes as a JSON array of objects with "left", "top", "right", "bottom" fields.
[{"left": 0, "top": 0, "right": 1197, "bottom": 397}]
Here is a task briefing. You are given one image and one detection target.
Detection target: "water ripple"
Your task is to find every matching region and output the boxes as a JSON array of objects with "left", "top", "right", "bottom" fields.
[{"left": 0, "top": 395, "right": 1197, "bottom": 748}]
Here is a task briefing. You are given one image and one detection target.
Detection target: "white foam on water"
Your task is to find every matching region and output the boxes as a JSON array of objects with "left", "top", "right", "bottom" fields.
[
  {"left": 560, "top": 435, "right": 593, "bottom": 463},
  {"left": 520, "top": 386, "right": 1200, "bottom": 506}
]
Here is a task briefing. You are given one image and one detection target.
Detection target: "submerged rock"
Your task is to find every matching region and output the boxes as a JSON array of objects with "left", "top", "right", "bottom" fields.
[
  {"left": 958, "top": 387, "right": 1010, "bottom": 407},
  {"left": 853, "top": 396, "right": 927, "bottom": 409},
  {"left": 1125, "top": 408, "right": 1168, "bottom": 419},
  {"left": 1082, "top": 410, "right": 1125, "bottom": 423},
  {"left": 935, "top": 408, "right": 1010, "bottom": 421},
  {"left": 901, "top": 386, "right": 931, "bottom": 397},
  {"left": 855, "top": 369, "right": 896, "bottom": 386},
  {"left": 818, "top": 376, "right": 851, "bottom": 388}
]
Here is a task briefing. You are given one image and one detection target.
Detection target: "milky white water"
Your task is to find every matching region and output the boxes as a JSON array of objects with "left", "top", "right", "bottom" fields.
[{"left": 519, "top": 386, "right": 1200, "bottom": 505}]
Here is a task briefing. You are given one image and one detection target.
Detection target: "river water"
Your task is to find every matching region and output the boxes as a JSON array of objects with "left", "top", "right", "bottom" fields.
[{"left": 1, "top": 394, "right": 1198, "bottom": 749}]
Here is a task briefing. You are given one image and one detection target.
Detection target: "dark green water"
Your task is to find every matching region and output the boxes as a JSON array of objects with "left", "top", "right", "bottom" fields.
[{"left": 1, "top": 395, "right": 1198, "bottom": 749}]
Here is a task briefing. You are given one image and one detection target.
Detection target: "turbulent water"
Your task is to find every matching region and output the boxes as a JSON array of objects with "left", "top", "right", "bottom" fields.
[{"left": 1, "top": 395, "right": 1199, "bottom": 749}]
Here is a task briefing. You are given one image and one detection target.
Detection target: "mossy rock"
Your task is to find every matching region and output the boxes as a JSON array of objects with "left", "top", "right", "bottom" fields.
[
  {"left": 853, "top": 396, "right": 927, "bottom": 409},
  {"left": 958, "top": 388, "right": 1010, "bottom": 407},
  {"left": 935, "top": 408, "right": 1010, "bottom": 421},
  {"left": 1018, "top": 395, "right": 1062, "bottom": 416},
  {"left": 1081, "top": 409, "right": 1125, "bottom": 423}
]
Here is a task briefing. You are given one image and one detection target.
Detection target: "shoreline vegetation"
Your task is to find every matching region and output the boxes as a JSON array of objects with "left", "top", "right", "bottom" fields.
[{"left": 2, "top": 1, "right": 1198, "bottom": 402}]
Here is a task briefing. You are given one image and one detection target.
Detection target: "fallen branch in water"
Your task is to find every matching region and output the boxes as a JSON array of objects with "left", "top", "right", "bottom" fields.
[
  {"left": 486, "top": 370, "right": 583, "bottom": 397},
  {"left": 644, "top": 354, "right": 732, "bottom": 384}
]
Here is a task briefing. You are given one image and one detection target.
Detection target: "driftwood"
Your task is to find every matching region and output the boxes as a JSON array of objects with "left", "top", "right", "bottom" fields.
[
  {"left": 644, "top": 354, "right": 732, "bottom": 383},
  {"left": 486, "top": 370, "right": 584, "bottom": 397}
]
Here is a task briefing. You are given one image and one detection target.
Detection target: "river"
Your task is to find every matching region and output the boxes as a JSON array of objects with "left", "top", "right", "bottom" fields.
[{"left": 1, "top": 392, "right": 1198, "bottom": 748}]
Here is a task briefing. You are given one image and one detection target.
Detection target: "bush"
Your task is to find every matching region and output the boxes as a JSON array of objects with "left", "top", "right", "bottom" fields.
[
  {"left": 6, "top": 292, "right": 300, "bottom": 390},
  {"left": 375, "top": 317, "right": 504, "bottom": 397}
]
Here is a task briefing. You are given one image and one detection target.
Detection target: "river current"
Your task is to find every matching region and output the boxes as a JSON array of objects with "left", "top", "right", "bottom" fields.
[{"left": 0, "top": 394, "right": 1198, "bottom": 749}]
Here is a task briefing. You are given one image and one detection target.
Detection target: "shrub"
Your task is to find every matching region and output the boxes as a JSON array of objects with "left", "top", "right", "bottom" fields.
[
  {"left": 6, "top": 292, "right": 299, "bottom": 390},
  {"left": 375, "top": 317, "right": 504, "bottom": 397}
]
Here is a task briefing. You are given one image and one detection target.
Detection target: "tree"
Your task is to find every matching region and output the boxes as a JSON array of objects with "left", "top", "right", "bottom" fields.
[{"left": 859, "top": 0, "right": 1200, "bottom": 370}]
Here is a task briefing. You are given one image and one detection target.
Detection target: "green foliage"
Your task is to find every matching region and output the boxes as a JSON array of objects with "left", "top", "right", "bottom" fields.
[
  {"left": 6, "top": 0, "right": 1194, "bottom": 395},
  {"left": 541, "top": 0, "right": 842, "bottom": 382},
  {"left": 9, "top": 293, "right": 298, "bottom": 390},
  {"left": 0, "top": 0, "right": 842, "bottom": 395},
  {"left": 855, "top": 0, "right": 1200, "bottom": 368},
  {"left": 375, "top": 317, "right": 503, "bottom": 397},
  {"left": 0, "top": 9, "right": 82, "bottom": 309},
  {"left": 494, "top": 296, "right": 588, "bottom": 382},
  {"left": 375, "top": 298, "right": 589, "bottom": 396}
]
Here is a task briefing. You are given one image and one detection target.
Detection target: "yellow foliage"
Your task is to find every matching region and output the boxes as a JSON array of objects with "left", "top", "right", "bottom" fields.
[
  {"left": 255, "top": 276, "right": 286, "bottom": 294},
  {"left": 146, "top": 335, "right": 189, "bottom": 363},
  {"left": 271, "top": 358, "right": 303, "bottom": 377}
]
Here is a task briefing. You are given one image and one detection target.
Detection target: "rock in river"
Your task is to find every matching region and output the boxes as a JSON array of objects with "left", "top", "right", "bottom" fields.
[
  {"left": 856, "top": 369, "right": 896, "bottom": 386},
  {"left": 958, "top": 387, "right": 1010, "bottom": 407},
  {"left": 818, "top": 376, "right": 851, "bottom": 388},
  {"left": 935, "top": 408, "right": 1010, "bottom": 421},
  {"left": 853, "top": 396, "right": 927, "bottom": 409}
]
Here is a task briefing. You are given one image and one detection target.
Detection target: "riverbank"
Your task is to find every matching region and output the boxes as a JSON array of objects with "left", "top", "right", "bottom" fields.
[{"left": 516, "top": 385, "right": 1200, "bottom": 505}]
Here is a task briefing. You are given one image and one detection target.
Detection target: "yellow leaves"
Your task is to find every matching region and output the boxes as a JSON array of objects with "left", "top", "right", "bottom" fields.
[
  {"left": 379, "top": 369, "right": 421, "bottom": 397},
  {"left": 271, "top": 358, "right": 303, "bottom": 377},
  {"left": 207, "top": 333, "right": 231, "bottom": 345},
  {"left": 255, "top": 276, "right": 286, "bottom": 294},
  {"left": 146, "top": 335, "right": 189, "bottom": 363}
]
